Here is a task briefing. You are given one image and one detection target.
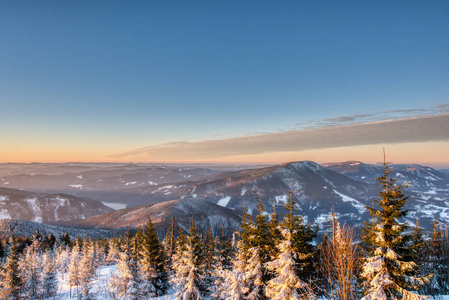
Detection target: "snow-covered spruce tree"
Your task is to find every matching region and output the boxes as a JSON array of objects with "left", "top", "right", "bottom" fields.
[
  {"left": 210, "top": 229, "right": 236, "bottom": 299},
  {"left": 0, "top": 241, "right": 24, "bottom": 300},
  {"left": 106, "top": 237, "right": 121, "bottom": 265},
  {"left": 420, "top": 221, "right": 449, "bottom": 296},
  {"left": 266, "top": 228, "right": 315, "bottom": 300},
  {"left": 266, "top": 188, "right": 316, "bottom": 300},
  {"left": 217, "top": 199, "right": 276, "bottom": 300},
  {"left": 215, "top": 228, "right": 235, "bottom": 271},
  {"left": 360, "top": 162, "right": 428, "bottom": 300},
  {"left": 171, "top": 219, "right": 208, "bottom": 300},
  {"left": 56, "top": 243, "right": 71, "bottom": 280},
  {"left": 77, "top": 238, "right": 97, "bottom": 299},
  {"left": 19, "top": 240, "right": 43, "bottom": 299},
  {"left": 162, "top": 216, "right": 177, "bottom": 270},
  {"left": 40, "top": 250, "right": 58, "bottom": 299},
  {"left": 108, "top": 232, "right": 142, "bottom": 300},
  {"left": 137, "top": 217, "right": 169, "bottom": 297},
  {"left": 68, "top": 241, "right": 82, "bottom": 297}
]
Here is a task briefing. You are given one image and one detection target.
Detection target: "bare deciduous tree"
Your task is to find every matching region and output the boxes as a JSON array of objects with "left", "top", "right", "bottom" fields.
[{"left": 319, "top": 210, "right": 360, "bottom": 300}]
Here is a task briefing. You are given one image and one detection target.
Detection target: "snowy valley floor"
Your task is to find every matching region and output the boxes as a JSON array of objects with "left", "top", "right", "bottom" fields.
[{"left": 53, "top": 265, "right": 448, "bottom": 300}]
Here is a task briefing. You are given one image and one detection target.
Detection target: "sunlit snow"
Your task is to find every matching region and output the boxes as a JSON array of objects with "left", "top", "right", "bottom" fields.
[
  {"left": 101, "top": 202, "right": 127, "bottom": 210},
  {"left": 333, "top": 190, "right": 366, "bottom": 213},
  {"left": 217, "top": 196, "right": 231, "bottom": 207}
]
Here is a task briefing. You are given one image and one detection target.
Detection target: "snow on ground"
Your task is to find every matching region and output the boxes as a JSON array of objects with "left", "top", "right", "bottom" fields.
[
  {"left": 52, "top": 264, "right": 448, "bottom": 300},
  {"left": 101, "top": 202, "right": 127, "bottom": 210},
  {"left": 69, "top": 184, "right": 83, "bottom": 189},
  {"left": 0, "top": 209, "right": 11, "bottom": 219},
  {"left": 0, "top": 195, "right": 11, "bottom": 219},
  {"left": 26, "top": 198, "right": 43, "bottom": 222},
  {"left": 56, "top": 265, "right": 115, "bottom": 299},
  {"left": 217, "top": 196, "right": 231, "bottom": 207},
  {"left": 333, "top": 190, "right": 367, "bottom": 213}
]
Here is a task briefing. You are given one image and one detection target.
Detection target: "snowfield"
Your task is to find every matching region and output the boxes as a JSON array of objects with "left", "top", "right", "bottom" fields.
[{"left": 52, "top": 265, "right": 449, "bottom": 300}]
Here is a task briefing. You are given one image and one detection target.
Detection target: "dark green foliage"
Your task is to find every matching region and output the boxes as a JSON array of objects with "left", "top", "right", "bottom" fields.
[
  {"left": 59, "top": 231, "right": 72, "bottom": 249},
  {"left": 280, "top": 188, "right": 317, "bottom": 283},
  {"left": 0, "top": 242, "right": 23, "bottom": 300},
  {"left": 137, "top": 217, "right": 169, "bottom": 297},
  {"left": 419, "top": 222, "right": 449, "bottom": 296},
  {"left": 171, "top": 219, "right": 208, "bottom": 299},
  {"left": 360, "top": 163, "right": 427, "bottom": 299},
  {"left": 215, "top": 229, "right": 235, "bottom": 270}
]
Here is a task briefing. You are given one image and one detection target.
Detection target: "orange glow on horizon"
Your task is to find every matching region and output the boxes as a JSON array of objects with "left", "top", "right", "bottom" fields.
[{"left": 1, "top": 141, "right": 448, "bottom": 168}]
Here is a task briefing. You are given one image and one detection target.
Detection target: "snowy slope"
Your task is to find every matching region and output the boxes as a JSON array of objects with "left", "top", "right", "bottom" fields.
[{"left": 0, "top": 187, "right": 113, "bottom": 224}]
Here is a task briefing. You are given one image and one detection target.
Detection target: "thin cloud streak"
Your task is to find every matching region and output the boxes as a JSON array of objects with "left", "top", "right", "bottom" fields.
[
  {"left": 111, "top": 114, "right": 449, "bottom": 161},
  {"left": 297, "top": 103, "right": 449, "bottom": 129}
]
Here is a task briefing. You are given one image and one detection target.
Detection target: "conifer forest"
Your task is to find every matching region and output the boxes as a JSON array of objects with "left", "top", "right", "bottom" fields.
[{"left": 1, "top": 164, "right": 448, "bottom": 300}]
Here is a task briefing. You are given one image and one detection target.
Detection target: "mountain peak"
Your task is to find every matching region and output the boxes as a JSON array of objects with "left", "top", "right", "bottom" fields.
[{"left": 284, "top": 161, "right": 324, "bottom": 172}]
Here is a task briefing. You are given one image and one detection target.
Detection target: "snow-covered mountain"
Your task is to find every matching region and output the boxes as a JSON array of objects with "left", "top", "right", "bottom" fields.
[
  {"left": 0, "top": 163, "right": 246, "bottom": 191},
  {"left": 0, "top": 219, "right": 119, "bottom": 239},
  {"left": 1, "top": 161, "right": 448, "bottom": 233},
  {"left": 95, "top": 162, "right": 375, "bottom": 230},
  {"left": 0, "top": 163, "right": 250, "bottom": 208},
  {"left": 75, "top": 198, "right": 242, "bottom": 236},
  {"left": 324, "top": 161, "right": 449, "bottom": 189},
  {"left": 0, "top": 187, "right": 113, "bottom": 224},
  {"left": 110, "top": 161, "right": 449, "bottom": 230},
  {"left": 325, "top": 161, "right": 449, "bottom": 229}
]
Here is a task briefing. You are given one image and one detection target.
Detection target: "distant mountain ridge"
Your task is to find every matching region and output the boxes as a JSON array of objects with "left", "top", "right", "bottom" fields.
[
  {"left": 1, "top": 161, "right": 448, "bottom": 234},
  {"left": 74, "top": 198, "right": 242, "bottom": 237},
  {"left": 0, "top": 187, "right": 113, "bottom": 224},
  {"left": 0, "top": 219, "right": 120, "bottom": 239}
]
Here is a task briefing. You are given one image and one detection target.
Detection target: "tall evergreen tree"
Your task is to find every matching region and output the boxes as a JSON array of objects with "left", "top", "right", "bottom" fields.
[
  {"left": 266, "top": 187, "right": 316, "bottom": 299},
  {"left": 171, "top": 219, "right": 208, "bottom": 300},
  {"left": 78, "top": 238, "right": 97, "bottom": 299},
  {"left": 108, "top": 232, "right": 141, "bottom": 300},
  {"left": 420, "top": 221, "right": 449, "bottom": 296},
  {"left": 137, "top": 217, "right": 169, "bottom": 297},
  {"left": 19, "top": 240, "right": 42, "bottom": 299},
  {"left": 221, "top": 199, "right": 275, "bottom": 299},
  {"left": 0, "top": 242, "right": 24, "bottom": 300},
  {"left": 360, "top": 162, "right": 428, "bottom": 300},
  {"left": 41, "top": 250, "right": 58, "bottom": 300}
]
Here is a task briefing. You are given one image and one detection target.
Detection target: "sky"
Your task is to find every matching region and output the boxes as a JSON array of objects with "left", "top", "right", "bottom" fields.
[{"left": 0, "top": 1, "right": 448, "bottom": 167}]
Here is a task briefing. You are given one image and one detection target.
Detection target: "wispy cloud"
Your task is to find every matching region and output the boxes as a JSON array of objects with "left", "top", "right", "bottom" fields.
[
  {"left": 111, "top": 113, "right": 449, "bottom": 161},
  {"left": 297, "top": 103, "right": 449, "bottom": 129}
]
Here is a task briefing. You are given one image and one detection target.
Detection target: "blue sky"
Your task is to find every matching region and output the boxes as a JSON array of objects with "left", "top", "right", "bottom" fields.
[{"left": 0, "top": 1, "right": 448, "bottom": 165}]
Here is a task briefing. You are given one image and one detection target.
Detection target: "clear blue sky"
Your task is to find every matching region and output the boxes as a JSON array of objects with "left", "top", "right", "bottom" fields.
[{"left": 0, "top": 1, "right": 448, "bottom": 164}]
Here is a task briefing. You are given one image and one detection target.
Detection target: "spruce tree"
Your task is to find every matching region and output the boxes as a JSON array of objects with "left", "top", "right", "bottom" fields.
[
  {"left": 137, "top": 217, "right": 169, "bottom": 297},
  {"left": 0, "top": 242, "right": 24, "bottom": 300},
  {"left": 78, "top": 238, "right": 96, "bottom": 299},
  {"left": 360, "top": 162, "right": 428, "bottom": 300},
  {"left": 41, "top": 250, "right": 58, "bottom": 299},
  {"left": 19, "top": 240, "right": 42, "bottom": 299},
  {"left": 420, "top": 221, "right": 449, "bottom": 296},
  {"left": 108, "top": 232, "right": 142, "bottom": 300},
  {"left": 266, "top": 188, "right": 316, "bottom": 299},
  {"left": 68, "top": 241, "right": 81, "bottom": 297},
  {"left": 171, "top": 219, "right": 208, "bottom": 300},
  {"left": 222, "top": 200, "right": 274, "bottom": 299}
]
